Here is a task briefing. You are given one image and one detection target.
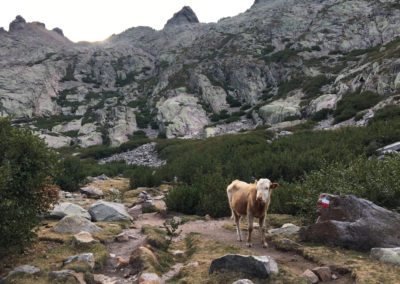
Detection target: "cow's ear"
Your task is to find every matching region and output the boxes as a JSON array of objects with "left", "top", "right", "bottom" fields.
[
  {"left": 270, "top": 183, "right": 279, "bottom": 189},
  {"left": 254, "top": 179, "right": 258, "bottom": 184}
]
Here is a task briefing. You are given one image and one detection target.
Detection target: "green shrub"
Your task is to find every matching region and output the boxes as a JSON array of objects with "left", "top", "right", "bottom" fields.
[
  {"left": 129, "top": 166, "right": 162, "bottom": 189},
  {"left": 0, "top": 118, "right": 59, "bottom": 255},
  {"left": 369, "top": 105, "right": 400, "bottom": 124},
  {"left": 264, "top": 48, "right": 298, "bottom": 63},
  {"left": 277, "top": 77, "right": 303, "bottom": 98},
  {"left": 165, "top": 185, "right": 199, "bottom": 215},
  {"left": 60, "top": 64, "right": 77, "bottom": 82},
  {"left": 55, "top": 157, "right": 86, "bottom": 192},
  {"left": 262, "top": 45, "right": 275, "bottom": 55},
  {"left": 294, "top": 155, "right": 400, "bottom": 224},
  {"left": 226, "top": 95, "right": 241, "bottom": 107},
  {"left": 303, "top": 75, "right": 332, "bottom": 99},
  {"left": 311, "top": 108, "right": 332, "bottom": 122},
  {"left": 333, "top": 91, "right": 383, "bottom": 124}
]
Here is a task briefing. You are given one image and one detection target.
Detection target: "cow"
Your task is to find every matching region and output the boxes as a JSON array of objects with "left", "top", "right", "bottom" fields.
[{"left": 227, "top": 179, "right": 279, "bottom": 248}]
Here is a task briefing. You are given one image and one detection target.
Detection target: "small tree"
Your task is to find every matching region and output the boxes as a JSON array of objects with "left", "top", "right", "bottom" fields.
[
  {"left": 55, "top": 157, "right": 86, "bottom": 192},
  {"left": 0, "top": 118, "right": 59, "bottom": 255}
]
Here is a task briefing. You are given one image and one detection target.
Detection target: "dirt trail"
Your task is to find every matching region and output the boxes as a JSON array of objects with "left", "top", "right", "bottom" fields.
[{"left": 101, "top": 197, "right": 354, "bottom": 283}]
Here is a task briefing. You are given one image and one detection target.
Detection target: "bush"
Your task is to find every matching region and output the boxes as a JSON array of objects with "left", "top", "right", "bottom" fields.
[
  {"left": 311, "top": 108, "right": 332, "bottom": 122},
  {"left": 0, "top": 118, "right": 59, "bottom": 255},
  {"left": 55, "top": 157, "right": 86, "bottom": 192},
  {"left": 293, "top": 155, "right": 400, "bottom": 224},
  {"left": 129, "top": 166, "right": 162, "bottom": 189},
  {"left": 369, "top": 105, "right": 400, "bottom": 124},
  {"left": 333, "top": 90, "right": 383, "bottom": 124},
  {"left": 165, "top": 185, "right": 199, "bottom": 215},
  {"left": 303, "top": 75, "right": 332, "bottom": 99}
]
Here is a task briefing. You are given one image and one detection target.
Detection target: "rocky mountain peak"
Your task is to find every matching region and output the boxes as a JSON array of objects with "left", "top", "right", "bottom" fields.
[
  {"left": 164, "top": 6, "right": 199, "bottom": 29},
  {"left": 52, "top": 27, "right": 64, "bottom": 36},
  {"left": 9, "top": 15, "right": 26, "bottom": 32}
]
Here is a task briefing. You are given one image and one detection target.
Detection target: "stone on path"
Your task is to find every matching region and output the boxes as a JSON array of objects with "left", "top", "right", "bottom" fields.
[
  {"left": 49, "top": 270, "right": 86, "bottom": 284},
  {"left": 63, "top": 253, "right": 95, "bottom": 269},
  {"left": 370, "top": 247, "right": 400, "bottom": 266},
  {"left": 72, "top": 231, "right": 97, "bottom": 245},
  {"left": 138, "top": 272, "right": 163, "bottom": 284},
  {"left": 89, "top": 201, "right": 132, "bottom": 222},
  {"left": 268, "top": 223, "right": 300, "bottom": 235},
  {"left": 232, "top": 280, "right": 255, "bottom": 284},
  {"left": 209, "top": 254, "right": 278, "bottom": 278},
  {"left": 53, "top": 215, "right": 103, "bottom": 233},
  {"left": 301, "top": 269, "right": 319, "bottom": 283},
  {"left": 312, "top": 266, "right": 332, "bottom": 281}
]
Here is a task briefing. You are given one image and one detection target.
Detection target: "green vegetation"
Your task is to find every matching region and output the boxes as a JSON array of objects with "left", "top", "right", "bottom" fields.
[
  {"left": 277, "top": 77, "right": 302, "bottom": 97},
  {"left": 157, "top": 112, "right": 400, "bottom": 219},
  {"left": 0, "top": 118, "right": 59, "bottom": 255},
  {"left": 302, "top": 75, "right": 332, "bottom": 99},
  {"left": 60, "top": 64, "right": 77, "bottom": 82},
  {"left": 333, "top": 90, "right": 383, "bottom": 124},
  {"left": 129, "top": 166, "right": 162, "bottom": 189},
  {"left": 294, "top": 155, "right": 400, "bottom": 223},
  {"left": 55, "top": 157, "right": 86, "bottom": 192},
  {"left": 264, "top": 48, "right": 298, "bottom": 63},
  {"left": 32, "top": 115, "right": 81, "bottom": 130},
  {"left": 226, "top": 95, "right": 241, "bottom": 107}
]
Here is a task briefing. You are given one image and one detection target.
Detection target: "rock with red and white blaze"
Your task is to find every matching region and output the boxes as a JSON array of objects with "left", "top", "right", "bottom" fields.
[{"left": 299, "top": 193, "right": 400, "bottom": 250}]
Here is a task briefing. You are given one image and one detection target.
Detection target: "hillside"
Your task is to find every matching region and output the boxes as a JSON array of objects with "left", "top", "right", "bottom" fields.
[{"left": 1, "top": 0, "right": 400, "bottom": 149}]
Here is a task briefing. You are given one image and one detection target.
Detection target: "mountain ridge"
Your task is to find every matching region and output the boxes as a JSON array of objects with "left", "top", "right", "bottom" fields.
[{"left": 1, "top": 0, "right": 400, "bottom": 148}]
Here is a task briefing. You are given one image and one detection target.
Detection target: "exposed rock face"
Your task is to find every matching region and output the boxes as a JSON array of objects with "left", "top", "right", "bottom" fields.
[
  {"left": 209, "top": 254, "right": 278, "bottom": 278},
  {"left": 53, "top": 215, "right": 103, "bottom": 233},
  {"left": 50, "top": 202, "right": 91, "bottom": 220},
  {"left": 89, "top": 201, "right": 132, "bottom": 222},
  {"left": 3, "top": 0, "right": 400, "bottom": 144},
  {"left": 9, "top": 15, "right": 26, "bottom": 31},
  {"left": 156, "top": 92, "right": 209, "bottom": 138},
  {"left": 299, "top": 193, "right": 400, "bottom": 250},
  {"left": 268, "top": 223, "right": 300, "bottom": 235},
  {"left": 72, "top": 231, "right": 97, "bottom": 245},
  {"left": 370, "top": 247, "right": 400, "bottom": 266},
  {"left": 2, "top": 265, "right": 40, "bottom": 281},
  {"left": 164, "top": 6, "right": 199, "bottom": 28}
]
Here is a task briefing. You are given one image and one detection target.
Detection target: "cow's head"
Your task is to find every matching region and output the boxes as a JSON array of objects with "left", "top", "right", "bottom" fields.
[{"left": 256, "top": 178, "right": 279, "bottom": 202}]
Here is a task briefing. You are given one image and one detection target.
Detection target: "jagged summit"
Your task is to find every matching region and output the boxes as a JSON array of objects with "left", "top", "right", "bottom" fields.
[
  {"left": 9, "top": 15, "right": 26, "bottom": 32},
  {"left": 164, "top": 6, "right": 199, "bottom": 29}
]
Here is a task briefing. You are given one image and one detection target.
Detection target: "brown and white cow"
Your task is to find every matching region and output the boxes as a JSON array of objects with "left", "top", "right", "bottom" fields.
[{"left": 227, "top": 179, "right": 279, "bottom": 248}]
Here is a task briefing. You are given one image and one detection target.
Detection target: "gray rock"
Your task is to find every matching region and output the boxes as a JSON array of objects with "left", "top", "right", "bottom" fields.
[
  {"left": 370, "top": 247, "right": 400, "bottom": 266},
  {"left": 164, "top": 6, "right": 199, "bottom": 28},
  {"left": 49, "top": 270, "right": 85, "bottom": 284},
  {"left": 209, "top": 254, "right": 278, "bottom": 278},
  {"left": 63, "top": 253, "right": 95, "bottom": 269},
  {"left": 96, "top": 174, "right": 109, "bottom": 180},
  {"left": 301, "top": 269, "right": 319, "bottom": 284},
  {"left": 53, "top": 215, "right": 103, "bottom": 233},
  {"left": 52, "top": 27, "right": 64, "bottom": 36},
  {"left": 80, "top": 186, "right": 104, "bottom": 199},
  {"left": 268, "top": 223, "right": 300, "bottom": 235},
  {"left": 232, "top": 280, "right": 254, "bottom": 284},
  {"left": 89, "top": 201, "right": 132, "bottom": 222},
  {"left": 50, "top": 202, "right": 91, "bottom": 220},
  {"left": 72, "top": 231, "right": 97, "bottom": 245},
  {"left": 5, "top": 265, "right": 40, "bottom": 278},
  {"left": 299, "top": 194, "right": 400, "bottom": 250},
  {"left": 376, "top": 142, "right": 400, "bottom": 154},
  {"left": 99, "top": 142, "right": 166, "bottom": 167},
  {"left": 9, "top": 15, "right": 26, "bottom": 31}
]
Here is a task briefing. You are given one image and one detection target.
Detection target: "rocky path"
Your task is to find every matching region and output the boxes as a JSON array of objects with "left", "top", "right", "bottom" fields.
[{"left": 100, "top": 193, "right": 354, "bottom": 284}]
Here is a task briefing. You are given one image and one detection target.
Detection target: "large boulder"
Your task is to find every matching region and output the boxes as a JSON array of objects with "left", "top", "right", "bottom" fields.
[
  {"left": 53, "top": 215, "right": 103, "bottom": 233},
  {"left": 89, "top": 201, "right": 132, "bottom": 222},
  {"left": 208, "top": 254, "right": 278, "bottom": 278},
  {"left": 80, "top": 186, "right": 104, "bottom": 199},
  {"left": 370, "top": 247, "right": 400, "bottom": 266},
  {"left": 49, "top": 202, "right": 91, "bottom": 220},
  {"left": 299, "top": 193, "right": 400, "bottom": 250}
]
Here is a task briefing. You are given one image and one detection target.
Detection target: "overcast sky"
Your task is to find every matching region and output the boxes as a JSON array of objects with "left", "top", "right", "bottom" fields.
[{"left": 1, "top": 0, "right": 254, "bottom": 42}]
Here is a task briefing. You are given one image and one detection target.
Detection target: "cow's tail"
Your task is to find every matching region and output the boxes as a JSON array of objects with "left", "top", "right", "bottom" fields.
[{"left": 226, "top": 181, "right": 236, "bottom": 219}]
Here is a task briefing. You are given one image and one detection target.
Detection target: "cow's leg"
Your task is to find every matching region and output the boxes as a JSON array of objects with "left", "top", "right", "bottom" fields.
[
  {"left": 259, "top": 215, "right": 267, "bottom": 248},
  {"left": 234, "top": 212, "right": 242, "bottom": 242},
  {"left": 247, "top": 214, "right": 254, "bottom": 247}
]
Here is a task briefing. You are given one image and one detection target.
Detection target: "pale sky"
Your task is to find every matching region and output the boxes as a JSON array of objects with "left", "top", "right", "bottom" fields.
[{"left": 1, "top": 0, "right": 254, "bottom": 42}]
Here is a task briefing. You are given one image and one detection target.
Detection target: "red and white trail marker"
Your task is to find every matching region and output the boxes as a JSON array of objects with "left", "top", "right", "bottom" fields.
[{"left": 318, "top": 197, "right": 330, "bottom": 208}]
